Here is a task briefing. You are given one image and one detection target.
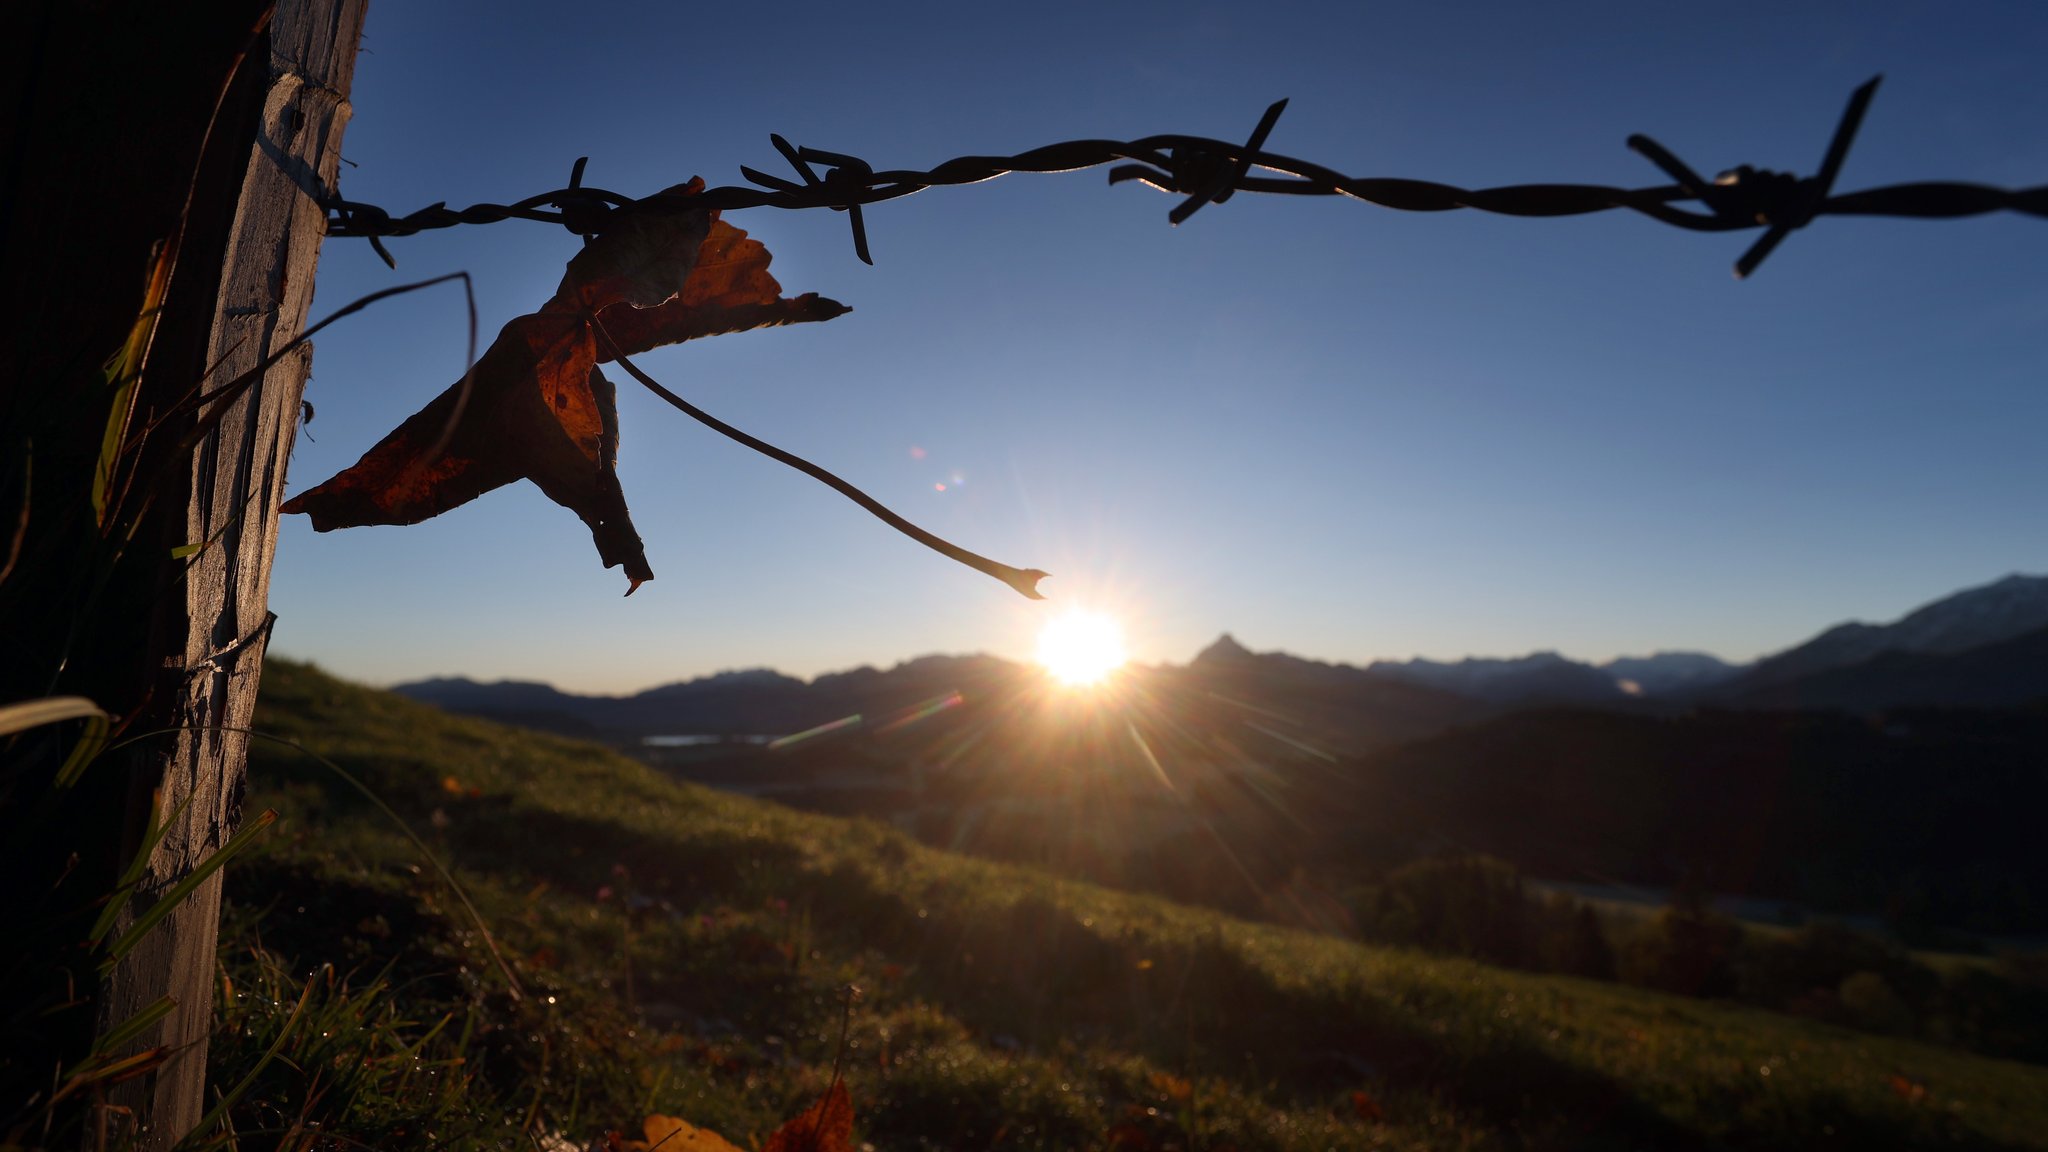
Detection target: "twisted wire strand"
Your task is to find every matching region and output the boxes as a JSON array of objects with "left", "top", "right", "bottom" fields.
[{"left": 323, "top": 81, "right": 2048, "bottom": 278}]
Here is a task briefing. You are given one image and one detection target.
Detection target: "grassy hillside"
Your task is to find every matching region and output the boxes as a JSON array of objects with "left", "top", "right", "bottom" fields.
[{"left": 206, "top": 660, "right": 2048, "bottom": 1150}]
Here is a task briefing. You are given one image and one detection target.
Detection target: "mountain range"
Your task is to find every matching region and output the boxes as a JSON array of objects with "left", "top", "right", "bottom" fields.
[
  {"left": 383, "top": 570, "right": 2048, "bottom": 939},
  {"left": 396, "top": 655, "right": 1018, "bottom": 741},
  {"left": 395, "top": 572, "right": 2048, "bottom": 740},
  {"left": 1697, "top": 573, "right": 2048, "bottom": 706}
]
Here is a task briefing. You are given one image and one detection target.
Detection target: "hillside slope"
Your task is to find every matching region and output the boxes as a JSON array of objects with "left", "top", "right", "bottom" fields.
[
  {"left": 214, "top": 661, "right": 2048, "bottom": 1151},
  {"left": 1709, "top": 624, "right": 2048, "bottom": 713},
  {"left": 1711, "top": 573, "right": 2048, "bottom": 699},
  {"left": 1323, "top": 706, "right": 2048, "bottom": 933}
]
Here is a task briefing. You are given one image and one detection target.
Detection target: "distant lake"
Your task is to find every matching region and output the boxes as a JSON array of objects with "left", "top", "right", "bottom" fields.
[{"left": 640, "top": 734, "right": 774, "bottom": 747}]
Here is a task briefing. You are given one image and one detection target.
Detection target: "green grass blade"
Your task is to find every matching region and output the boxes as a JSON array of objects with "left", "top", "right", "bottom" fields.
[
  {"left": 102, "top": 723, "right": 527, "bottom": 1001},
  {"left": 88, "top": 789, "right": 196, "bottom": 948},
  {"left": 188, "top": 964, "right": 324, "bottom": 1145},
  {"left": 0, "top": 695, "right": 111, "bottom": 790},
  {"left": 93, "top": 244, "right": 172, "bottom": 527},
  {"left": 52, "top": 710, "right": 109, "bottom": 789},
  {"left": 169, "top": 509, "right": 243, "bottom": 560},
  {"left": 84, "top": 996, "right": 176, "bottom": 1063},
  {"left": 0, "top": 695, "right": 107, "bottom": 738},
  {"left": 248, "top": 733, "right": 527, "bottom": 1003},
  {"left": 99, "top": 809, "right": 277, "bottom": 973}
]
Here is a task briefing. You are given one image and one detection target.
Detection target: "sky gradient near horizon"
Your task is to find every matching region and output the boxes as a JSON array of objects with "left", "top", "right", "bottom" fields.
[{"left": 270, "top": 1, "right": 2048, "bottom": 693}]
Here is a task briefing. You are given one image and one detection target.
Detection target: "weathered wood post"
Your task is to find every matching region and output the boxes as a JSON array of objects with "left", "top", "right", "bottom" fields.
[
  {"left": 98, "top": 6, "right": 369, "bottom": 1146},
  {"left": 0, "top": 2, "right": 366, "bottom": 1147}
]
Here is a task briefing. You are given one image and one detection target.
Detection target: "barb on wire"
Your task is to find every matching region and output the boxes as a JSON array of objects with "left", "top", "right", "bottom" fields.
[
  {"left": 1166, "top": 97, "right": 1290, "bottom": 225},
  {"left": 742, "top": 134, "right": 877, "bottom": 264},
  {"left": 1628, "top": 75, "right": 1883, "bottom": 277},
  {"left": 324, "top": 77, "right": 2047, "bottom": 278}
]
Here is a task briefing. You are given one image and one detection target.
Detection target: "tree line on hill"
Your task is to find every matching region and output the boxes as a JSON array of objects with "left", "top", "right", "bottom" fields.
[
  {"left": 1320, "top": 705, "right": 2048, "bottom": 937},
  {"left": 1341, "top": 855, "right": 2048, "bottom": 1065}
]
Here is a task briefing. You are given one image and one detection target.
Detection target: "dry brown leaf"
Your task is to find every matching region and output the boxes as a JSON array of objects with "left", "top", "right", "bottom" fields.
[
  {"left": 1104, "top": 1120, "right": 1155, "bottom": 1150},
  {"left": 1351, "top": 1089, "right": 1385, "bottom": 1124},
  {"left": 280, "top": 310, "right": 655, "bottom": 589},
  {"left": 615, "top": 1113, "right": 745, "bottom": 1152},
  {"left": 761, "top": 1080, "right": 854, "bottom": 1152},
  {"left": 1147, "top": 1070, "right": 1192, "bottom": 1102},
  {"left": 283, "top": 178, "right": 848, "bottom": 591},
  {"left": 555, "top": 179, "right": 715, "bottom": 311},
  {"left": 592, "top": 219, "right": 851, "bottom": 357}
]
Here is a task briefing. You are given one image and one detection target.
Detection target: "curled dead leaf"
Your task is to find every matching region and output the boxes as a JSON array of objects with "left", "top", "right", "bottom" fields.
[
  {"left": 556, "top": 179, "right": 714, "bottom": 311},
  {"left": 592, "top": 218, "right": 851, "bottom": 357},
  {"left": 281, "top": 310, "right": 656, "bottom": 590},
  {"left": 283, "top": 178, "right": 848, "bottom": 591},
  {"left": 762, "top": 1080, "right": 854, "bottom": 1152}
]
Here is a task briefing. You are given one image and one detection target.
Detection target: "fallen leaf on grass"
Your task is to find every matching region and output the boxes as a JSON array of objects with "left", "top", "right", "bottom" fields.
[
  {"left": 1105, "top": 1120, "right": 1154, "bottom": 1150},
  {"left": 611, "top": 1113, "right": 744, "bottom": 1152},
  {"left": 1147, "top": 1070, "right": 1192, "bottom": 1102},
  {"left": 1351, "top": 1089, "right": 1384, "bottom": 1123},
  {"left": 763, "top": 1080, "right": 854, "bottom": 1152}
]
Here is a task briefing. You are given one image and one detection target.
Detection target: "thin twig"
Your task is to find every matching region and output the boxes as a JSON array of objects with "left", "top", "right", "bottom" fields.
[
  {"left": 182, "top": 271, "right": 475, "bottom": 428},
  {"left": 589, "top": 318, "right": 1048, "bottom": 600}
]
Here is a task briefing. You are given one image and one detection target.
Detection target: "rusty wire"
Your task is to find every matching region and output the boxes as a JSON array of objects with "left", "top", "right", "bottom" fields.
[{"left": 325, "top": 76, "right": 2046, "bottom": 278}]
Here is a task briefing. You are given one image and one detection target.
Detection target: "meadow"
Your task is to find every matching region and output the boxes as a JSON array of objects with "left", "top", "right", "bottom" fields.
[{"left": 201, "top": 660, "right": 2048, "bottom": 1150}]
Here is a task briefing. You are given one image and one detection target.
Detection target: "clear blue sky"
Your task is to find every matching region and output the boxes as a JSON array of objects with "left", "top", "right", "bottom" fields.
[{"left": 271, "top": 0, "right": 2048, "bottom": 693}]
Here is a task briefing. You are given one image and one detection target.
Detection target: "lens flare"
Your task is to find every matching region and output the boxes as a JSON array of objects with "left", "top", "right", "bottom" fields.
[{"left": 1036, "top": 611, "right": 1127, "bottom": 686}]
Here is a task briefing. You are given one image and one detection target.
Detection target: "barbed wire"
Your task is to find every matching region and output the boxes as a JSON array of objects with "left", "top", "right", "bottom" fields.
[{"left": 324, "top": 77, "right": 2046, "bottom": 279}]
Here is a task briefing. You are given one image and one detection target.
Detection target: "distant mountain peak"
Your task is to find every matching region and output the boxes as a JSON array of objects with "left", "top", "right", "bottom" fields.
[
  {"left": 1710, "top": 571, "right": 2048, "bottom": 703},
  {"left": 1193, "top": 633, "right": 1254, "bottom": 664},
  {"left": 1870, "top": 573, "right": 2048, "bottom": 648}
]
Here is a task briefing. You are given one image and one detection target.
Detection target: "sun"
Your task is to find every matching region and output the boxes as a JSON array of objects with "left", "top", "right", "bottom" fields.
[{"left": 1036, "top": 611, "right": 1128, "bottom": 686}]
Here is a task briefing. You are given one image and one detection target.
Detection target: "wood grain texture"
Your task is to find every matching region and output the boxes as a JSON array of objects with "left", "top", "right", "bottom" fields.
[{"left": 95, "top": 3, "right": 368, "bottom": 1147}]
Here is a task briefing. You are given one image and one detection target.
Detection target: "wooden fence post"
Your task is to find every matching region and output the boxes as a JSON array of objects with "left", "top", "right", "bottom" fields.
[{"left": 80, "top": 3, "right": 368, "bottom": 1147}]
